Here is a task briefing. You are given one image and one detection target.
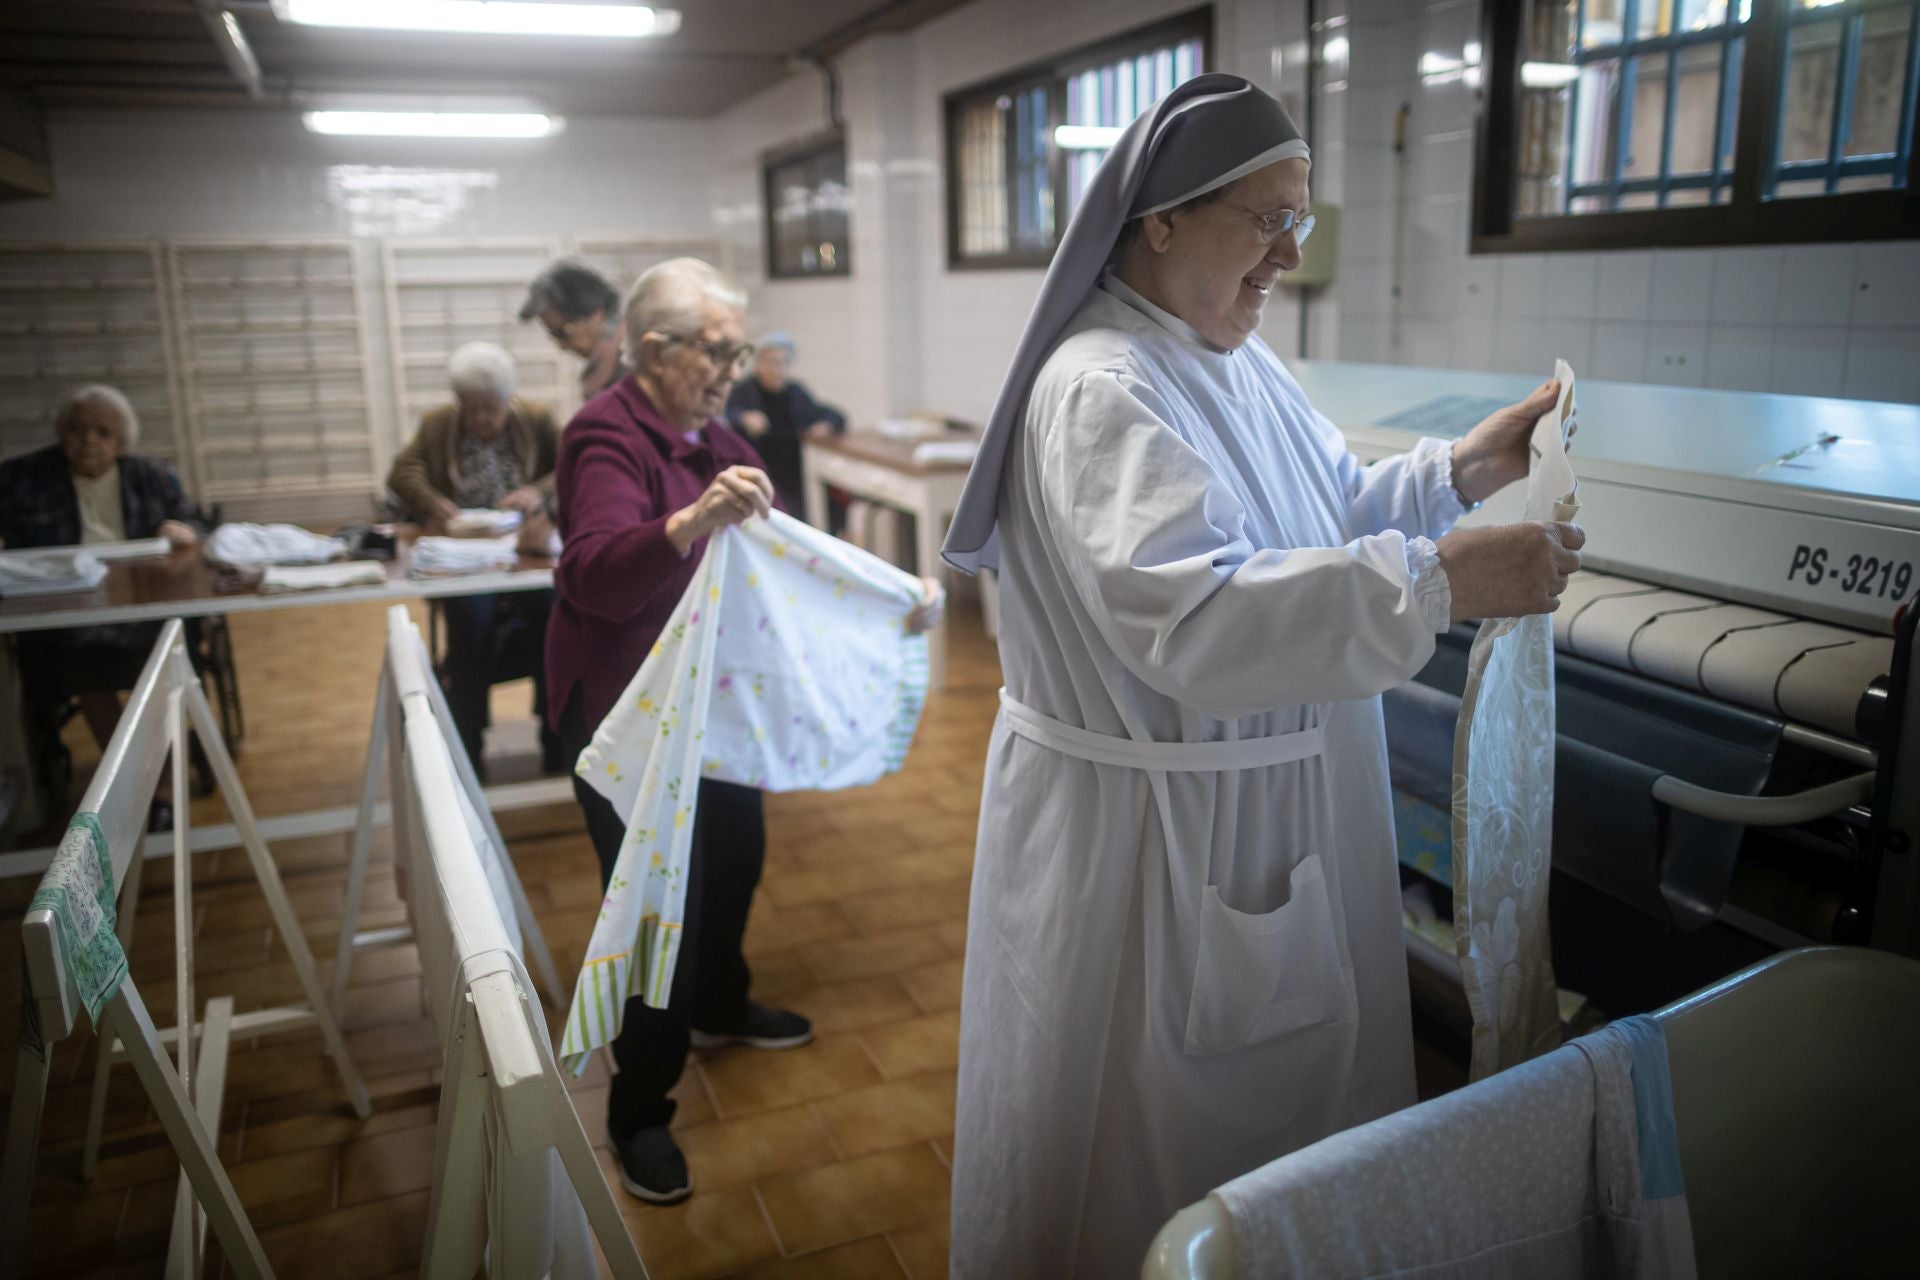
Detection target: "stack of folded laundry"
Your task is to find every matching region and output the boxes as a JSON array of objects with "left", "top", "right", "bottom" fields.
[
  {"left": 446, "top": 508, "right": 523, "bottom": 537},
  {"left": 408, "top": 535, "right": 519, "bottom": 578},
  {"left": 205, "top": 522, "right": 348, "bottom": 567},
  {"left": 0, "top": 548, "right": 108, "bottom": 597},
  {"left": 259, "top": 562, "right": 389, "bottom": 594}
]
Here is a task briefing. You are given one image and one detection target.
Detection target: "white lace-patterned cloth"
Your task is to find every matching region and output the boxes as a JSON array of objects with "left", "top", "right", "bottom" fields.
[
  {"left": 1213, "top": 1016, "right": 1697, "bottom": 1280},
  {"left": 1452, "top": 359, "right": 1581, "bottom": 1080},
  {"left": 204, "top": 522, "right": 347, "bottom": 567},
  {"left": 559, "top": 511, "right": 929, "bottom": 1073}
]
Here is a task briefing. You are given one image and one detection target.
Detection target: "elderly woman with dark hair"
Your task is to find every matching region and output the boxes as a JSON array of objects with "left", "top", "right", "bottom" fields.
[
  {"left": 547, "top": 258, "right": 941, "bottom": 1206},
  {"left": 723, "top": 331, "right": 845, "bottom": 515},
  {"left": 520, "top": 258, "right": 626, "bottom": 401},
  {"left": 0, "top": 385, "right": 202, "bottom": 808}
]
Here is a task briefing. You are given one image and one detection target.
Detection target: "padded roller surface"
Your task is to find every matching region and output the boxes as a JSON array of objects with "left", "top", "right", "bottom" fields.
[
  {"left": 1566, "top": 589, "right": 1718, "bottom": 668},
  {"left": 1628, "top": 604, "right": 1787, "bottom": 691},
  {"left": 1699, "top": 620, "right": 1869, "bottom": 724},
  {"left": 1775, "top": 637, "right": 1894, "bottom": 738}
]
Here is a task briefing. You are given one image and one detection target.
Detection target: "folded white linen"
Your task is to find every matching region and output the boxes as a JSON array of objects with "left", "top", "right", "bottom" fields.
[{"left": 206, "top": 523, "right": 347, "bottom": 567}]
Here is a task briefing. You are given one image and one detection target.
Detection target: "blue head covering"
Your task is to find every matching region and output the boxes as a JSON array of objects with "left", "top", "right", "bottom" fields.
[{"left": 940, "top": 73, "right": 1308, "bottom": 574}]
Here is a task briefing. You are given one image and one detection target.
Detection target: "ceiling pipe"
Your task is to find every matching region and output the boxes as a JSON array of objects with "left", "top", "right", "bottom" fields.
[{"left": 193, "top": 1, "right": 265, "bottom": 99}]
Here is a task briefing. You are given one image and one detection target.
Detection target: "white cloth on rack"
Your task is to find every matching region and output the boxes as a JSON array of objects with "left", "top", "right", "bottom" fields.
[
  {"left": 205, "top": 522, "right": 347, "bottom": 567},
  {"left": 1213, "top": 1015, "right": 1697, "bottom": 1279},
  {"left": 259, "top": 561, "right": 387, "bottom": 594},
  {"left": 1451, "top": 359, "right": 1581, "bottom": 1080},
  {"left": 559, "top": 511, "right": 929, "bottom": 1072},
  {"left": 409, "top": 536, "right": 519, "bottom": 578},
  {"left": 0, "top": 548, "right": 107, "bottom": 597}
]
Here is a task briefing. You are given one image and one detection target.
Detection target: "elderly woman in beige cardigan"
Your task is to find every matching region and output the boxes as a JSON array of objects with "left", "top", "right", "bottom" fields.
[{"left": 387, "top": 341, "right": 565, "bottom": 773}]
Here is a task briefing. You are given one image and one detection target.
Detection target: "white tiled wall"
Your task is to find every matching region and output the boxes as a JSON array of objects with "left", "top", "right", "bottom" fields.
[
  {"left": 1330, "top": 0, "right": 1920, "bottom": 401},
  {"left": 708, "top": 0, "right": 1313, "bottom": 427},
  {"left": 6, "top": 0, "right": 1914, "bottom": 455},
  {"left": 0, "top": 109, "right": 719, "bottom": 468}
]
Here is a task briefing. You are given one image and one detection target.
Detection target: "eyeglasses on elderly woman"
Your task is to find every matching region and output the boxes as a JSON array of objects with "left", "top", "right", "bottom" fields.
[{"left": 656, "top": 332, "right": 756, "bottom": 373}]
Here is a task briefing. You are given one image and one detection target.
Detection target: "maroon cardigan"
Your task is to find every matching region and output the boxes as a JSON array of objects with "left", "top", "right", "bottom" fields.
[{"left": 546, "top": 377, "right": 772, "bottom": 733}]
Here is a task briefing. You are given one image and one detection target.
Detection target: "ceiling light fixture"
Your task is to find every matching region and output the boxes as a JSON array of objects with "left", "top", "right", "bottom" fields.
[
  {"left": 271, "top": 0, "right": 681, "bottom": 39},
  {"left": 301, "top": 110, "right": 564, "bottom": 138}
]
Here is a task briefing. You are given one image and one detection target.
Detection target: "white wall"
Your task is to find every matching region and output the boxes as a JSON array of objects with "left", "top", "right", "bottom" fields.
[
  {"left": 1330, "top": 0, "right": 1920, "bottom": 402},
  {"left": 708, "top": 0, "right": 1315, "bottom": 428},
  {"left": 0, "top": 108, "right": 718, "bottom": 500},
  {"left": 4, "top": 0, "right": 1915, "bottom": 479},
  {"left": 711, "top": 0, "right": 1920, "bottom": 423}
]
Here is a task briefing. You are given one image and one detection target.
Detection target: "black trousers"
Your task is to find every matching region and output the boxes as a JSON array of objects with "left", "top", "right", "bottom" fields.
[
  {"left": 559, "top": 693, "right": 764, "bottom": 1138},
  {"left": 440, "top": 590, "right": 560, "bottom": 771}
]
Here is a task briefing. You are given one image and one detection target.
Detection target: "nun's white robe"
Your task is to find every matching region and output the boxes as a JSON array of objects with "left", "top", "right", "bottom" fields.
[{"left": 951, "top": 276, "right": 1466, "bottom": 1278}]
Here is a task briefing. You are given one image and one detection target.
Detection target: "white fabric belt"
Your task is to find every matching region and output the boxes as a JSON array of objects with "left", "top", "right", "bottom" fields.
[{"left": 998, "top": 689, "right": 1325, "bottom": 772}]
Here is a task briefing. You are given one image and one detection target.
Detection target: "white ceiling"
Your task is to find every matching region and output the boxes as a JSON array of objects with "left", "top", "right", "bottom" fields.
[{"left": 0, "top": 0, "right": 973, "bottom": 118}]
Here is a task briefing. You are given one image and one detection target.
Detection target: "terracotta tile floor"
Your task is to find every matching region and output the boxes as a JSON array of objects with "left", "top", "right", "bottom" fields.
[{"left": 1, "top": 592, "right": 1004, "bottom": 1278}]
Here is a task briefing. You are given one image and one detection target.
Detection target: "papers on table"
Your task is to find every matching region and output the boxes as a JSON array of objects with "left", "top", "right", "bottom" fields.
[
  {"left": 0, "top": 548, "right": 108, "bottom": 597},
  {"left": 206, "top": 523, "right": 348, "bottom": 567},
  {"left": 408, "top": 536, "right": 519, "bottom": 578},
  {"left": 874, "top": 416, "right": 948, "bottom": 441},
  {"left": 258, "top": 562, "right": 389, "bottom": 594},
  {"left": 910, "top": 439, "right": 980, "bottom": 468},
  {"left": 447, "top": 508, "right": 524, "bottom": 537},
  {"left": 90, "top": 537, "right": 171, "bottom": 562}
]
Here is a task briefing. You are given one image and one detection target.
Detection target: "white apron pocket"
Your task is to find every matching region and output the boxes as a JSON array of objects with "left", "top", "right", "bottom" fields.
[{"left": 1182, "top": 853, "right": 1356, "bottom": 1057}]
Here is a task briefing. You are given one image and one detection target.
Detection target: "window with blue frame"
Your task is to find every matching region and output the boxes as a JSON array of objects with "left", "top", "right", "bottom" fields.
[
  {"left": 944, "top": 9, "right": 1211, "bottom": 268},
  {"left": 1476, "top": 0, "right": 1920, "bottom": 250}
]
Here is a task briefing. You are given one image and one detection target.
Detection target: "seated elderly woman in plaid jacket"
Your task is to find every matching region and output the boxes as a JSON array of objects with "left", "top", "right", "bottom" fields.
[{"left": 0, "top": 385, "right": 202, "bottom": 816}]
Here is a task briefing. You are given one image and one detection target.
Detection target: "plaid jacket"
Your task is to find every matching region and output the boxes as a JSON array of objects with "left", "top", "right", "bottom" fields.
[{"left": 0, "top": 443, "right": 196, "bottom": 550}]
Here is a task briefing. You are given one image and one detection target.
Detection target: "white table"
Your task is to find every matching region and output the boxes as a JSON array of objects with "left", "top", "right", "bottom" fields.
[
  {"left": 0, "top": 537, "right": 568, "bottom": 878},
  {"left": 801, "top": 431, "right": 982, "bottom": 688}
]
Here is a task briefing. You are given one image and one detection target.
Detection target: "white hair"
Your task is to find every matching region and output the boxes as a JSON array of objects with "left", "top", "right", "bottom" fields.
[
  {"left": 448, "top": 341, "right": 517, "bottom": 399},
  {"left": 57, "top": 384, "right": 139, "bottom": 448},
  {"left": 622, "top": 257, "right": 748, "bottom": 371}
]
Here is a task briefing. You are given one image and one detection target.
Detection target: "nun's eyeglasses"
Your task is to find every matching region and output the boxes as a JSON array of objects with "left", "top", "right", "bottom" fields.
[{"left": 1223, "top": 202, "right": 1316, "bottom": 247}]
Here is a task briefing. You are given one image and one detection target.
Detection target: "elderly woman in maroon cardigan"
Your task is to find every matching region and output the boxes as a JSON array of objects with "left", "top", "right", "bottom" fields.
[{"left": 546, "top": 257, "right": 940, "bottom": 1205}]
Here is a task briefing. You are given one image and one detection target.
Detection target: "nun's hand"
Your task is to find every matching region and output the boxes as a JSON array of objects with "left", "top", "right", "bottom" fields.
[
  {"left": 905, "top": 577, "right": 946, "bottom": 634},
  {"left": 1450, "top": 379, "right": 1561, "bottom": 505},
  {"left": 1437, "top": 521, "right": 1585, "bottom": 622}
]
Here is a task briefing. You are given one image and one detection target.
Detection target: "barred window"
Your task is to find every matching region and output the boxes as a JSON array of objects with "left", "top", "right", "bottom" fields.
[{"left": 944, "top": 10, "right": 1211, "bottom": 269}]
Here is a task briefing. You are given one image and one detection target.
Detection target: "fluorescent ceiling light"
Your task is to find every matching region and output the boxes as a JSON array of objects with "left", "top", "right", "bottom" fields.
[
  {"left": 1520, "top": 61, "right": 1581, "bottom": 88},
  {"left": 272, "top": 0, "right": 680, "bottom": 38},
  {"left": 302, "top": 110, "right": 564, "bottom": 137},
  {"left": 1054, "top": 124, "right": 1124, "bottom": 150}
]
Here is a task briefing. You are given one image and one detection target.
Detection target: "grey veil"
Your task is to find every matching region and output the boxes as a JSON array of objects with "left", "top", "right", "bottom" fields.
[{"left": 939, "top": 73, "right": 1309, "bottom": 574}]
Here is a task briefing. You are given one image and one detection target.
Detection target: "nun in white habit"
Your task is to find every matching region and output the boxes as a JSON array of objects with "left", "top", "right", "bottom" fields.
[{"left": 942, "top": 74, "right": 1584, "bottom": 1276}]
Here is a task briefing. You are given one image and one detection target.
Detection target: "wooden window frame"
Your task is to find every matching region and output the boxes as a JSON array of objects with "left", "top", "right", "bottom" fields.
[
  {"left": 762, "top": 129, "right": 853, "bottom": 281},
  {"left": 1472, "top": 0, "right": 1920, "bottom": 253},
  {"left": 943, "top": 7, "right": 1214, "bottom": 271}
]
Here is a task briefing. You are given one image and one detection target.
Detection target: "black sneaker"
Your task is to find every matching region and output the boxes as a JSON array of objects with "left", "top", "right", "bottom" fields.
[
  {"left": 612, "top": 1126, "right": 691, "bottom": 1205},
  {"left": 690, "top": 1003, "right": 814, "bottom": 1051}
]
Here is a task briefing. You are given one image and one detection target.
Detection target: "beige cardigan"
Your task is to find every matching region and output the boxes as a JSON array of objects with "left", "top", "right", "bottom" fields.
[{"left": 387, "top": 400, "right": 560, "bottom": 519}]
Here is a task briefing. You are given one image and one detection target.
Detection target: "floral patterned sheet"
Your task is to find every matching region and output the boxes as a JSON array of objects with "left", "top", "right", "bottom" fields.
[
  {"left": 1452, "top": 359, "right": 1580, "bottom": 1081},
  {"left": 559, "top": 511, "right": 929, "bottom": 1073}
]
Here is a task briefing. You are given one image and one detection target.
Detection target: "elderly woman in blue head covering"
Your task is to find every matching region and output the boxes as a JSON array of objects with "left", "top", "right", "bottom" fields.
[
  {"left": 722, "top": 330, "right": 844, "bottom": 515},
  {"left": 941, "top": 75, "right": 1585, "bottom": 1276}
]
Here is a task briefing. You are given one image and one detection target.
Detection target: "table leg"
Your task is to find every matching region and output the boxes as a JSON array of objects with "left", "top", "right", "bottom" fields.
[
  {"left": 802, "top": 447, "right": 827, "bottom": 531},
  {"left": 914, "top": 507, "right": 948, "bottom": 690}
]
